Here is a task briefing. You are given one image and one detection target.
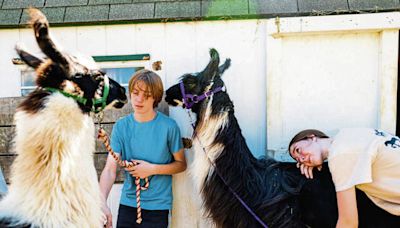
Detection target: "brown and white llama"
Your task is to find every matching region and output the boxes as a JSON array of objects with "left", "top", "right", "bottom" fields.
[
  {"left": 165, "top": 49, "right": 400, "bottom": 227},
  {"left": 0, "top": 9, "right": 127, "bottom": 228}
]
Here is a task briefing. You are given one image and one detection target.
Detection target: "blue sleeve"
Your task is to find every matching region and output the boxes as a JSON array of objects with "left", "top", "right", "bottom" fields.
[
  {"left": 0, "top": 166, "right": 7, "bottom": 194},
  {"left": 110, "top": 121, "right": 122, "bottom": 155},
  {"left": 168, "top": 121, "right": 183, "bottom": 154}
]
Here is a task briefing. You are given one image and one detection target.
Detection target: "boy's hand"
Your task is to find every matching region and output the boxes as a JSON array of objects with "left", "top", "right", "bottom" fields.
[
  {"left": 101, "top": 203, "right": 112, "bottom": 228},
  {"left": 125, "top": 160, "right": 155, "bottom": 179},
  {"left": 296, "top": 163, "right": 322, "bottom": 179}
]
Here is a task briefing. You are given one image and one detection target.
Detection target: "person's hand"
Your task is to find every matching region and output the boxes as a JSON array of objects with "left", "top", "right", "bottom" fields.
[
  {"left": 296, "top": 163, "right": 322, "bottom": 179},
  {"left": 125, "top": 160, "right": 155, "bottom": 179},
  {"left": 101, "top": 203, "right": 112, "bottom": 228}
]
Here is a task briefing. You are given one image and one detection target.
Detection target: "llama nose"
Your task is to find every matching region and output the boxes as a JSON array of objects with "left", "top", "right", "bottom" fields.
[{"left": 119, "top": 87, "right": 128, "bottom": 102}]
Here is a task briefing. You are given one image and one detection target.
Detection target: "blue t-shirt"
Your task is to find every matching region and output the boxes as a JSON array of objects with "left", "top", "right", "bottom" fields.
[
  {"left": 111, "top": 111, "right": 183, "bottom": 210},
  {"left": 0, "top": 166, "right": 7, "bottom": 195}
]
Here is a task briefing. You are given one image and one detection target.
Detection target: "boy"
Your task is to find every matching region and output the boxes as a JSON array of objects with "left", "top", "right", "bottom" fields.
[{"left": 100, "top": 69, "right": 186, "bottom": 228}]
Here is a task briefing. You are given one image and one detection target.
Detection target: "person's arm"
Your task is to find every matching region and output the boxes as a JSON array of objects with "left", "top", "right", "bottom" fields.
[
  {"left": 336, "top": 187, "right": 358, "bottom": 228},
  {"left": 99, "top": 154, "right": 118, "bottom": 228},
  {"left": 127, "top": 148, "right": 187, "bottom": 178},
  {"left": 296, "top": 163, "right": 322, "bottom": 179}
]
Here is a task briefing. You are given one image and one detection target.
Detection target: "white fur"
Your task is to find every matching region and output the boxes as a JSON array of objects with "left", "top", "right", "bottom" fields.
[
  {"left": 0, "top": 93, "right": 102, "bottom": 228},
  {"left": 71, "top": 53, "right": 98, "bottom": 71},
  {"left": 189, "top": 96, "right": 229, "bottom": 193}
]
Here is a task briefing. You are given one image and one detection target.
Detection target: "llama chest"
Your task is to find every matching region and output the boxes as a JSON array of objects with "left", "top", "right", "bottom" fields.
[
  {"left": 190, "top": 139, "right": 213, "bottom": 192},
  {"left": 0, "top": 94, "right": 102, "bottom": 227},
  {"left": 190, "top": 111, "right": 229, "bottom": 192}
]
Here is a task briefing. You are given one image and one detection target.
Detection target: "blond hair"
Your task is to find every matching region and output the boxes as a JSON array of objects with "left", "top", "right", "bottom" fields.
[{"left": 128, "top": 69, "right": 164, "bottom": 108}]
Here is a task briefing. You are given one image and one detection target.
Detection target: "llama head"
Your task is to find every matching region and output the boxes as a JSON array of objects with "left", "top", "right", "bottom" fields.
[
  {"left": 17, "top": 9, "right": 127, "bottom": 113},
  {"left": 165, "top": 48, "right": 231, "bottom": 116}
]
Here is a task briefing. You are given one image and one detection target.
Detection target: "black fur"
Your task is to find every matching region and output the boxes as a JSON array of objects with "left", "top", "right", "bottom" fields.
[
  {"left": 0, "top": 218, "right": 32, "bottom": 228},
  {"left": 165, "top": 48, "right": 400, "bottom": 227}
]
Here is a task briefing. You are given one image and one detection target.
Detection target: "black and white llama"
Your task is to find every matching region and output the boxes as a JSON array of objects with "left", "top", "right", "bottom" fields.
[
  {"left": 0, "top": 9, "right": 127, "bottom": 228},
  {"left": 165, "top": 49, "right": 399, "bottom": 227}
]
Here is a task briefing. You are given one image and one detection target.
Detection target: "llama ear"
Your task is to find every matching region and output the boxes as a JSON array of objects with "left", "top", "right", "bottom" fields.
[
  {"left": 218, "top": 58, "right": 231, "bottom": 76},
  {"left": 29, "top": 8, "right": 70, "bottom": 68},
  {"left": 201, "top": 48, "right": 220, "bottom": 82},
  {"left": 15, "top": 44, "right": 44, "bottom": 69}
]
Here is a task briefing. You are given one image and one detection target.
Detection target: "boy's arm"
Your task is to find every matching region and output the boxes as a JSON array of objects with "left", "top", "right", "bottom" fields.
[
  {"left": 99, "top": 155, "right": 118, "bottom": 228},
  {"left": 336, "top": 187, "right": 358, "bottom": 228},
  {"left": 127, "top": 149, "right": 187, "bottom": 178}
]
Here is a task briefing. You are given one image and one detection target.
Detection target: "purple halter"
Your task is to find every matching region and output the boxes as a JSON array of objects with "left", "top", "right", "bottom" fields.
[{"left": 179, "top": 81, "right": 223, "bottom": 109}]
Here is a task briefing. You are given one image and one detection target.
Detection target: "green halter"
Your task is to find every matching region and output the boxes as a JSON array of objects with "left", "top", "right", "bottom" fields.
[
  {"left": 92, "top": 75, "right": 110, "bottom": 113},
  {"left": 44, "top": 75, "right": 110, "bottom": 113}
]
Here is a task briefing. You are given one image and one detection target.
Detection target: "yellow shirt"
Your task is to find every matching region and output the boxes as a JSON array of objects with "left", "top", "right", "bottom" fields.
[{"left": 328, "top": 128, "right": 400, "bottom": 215}]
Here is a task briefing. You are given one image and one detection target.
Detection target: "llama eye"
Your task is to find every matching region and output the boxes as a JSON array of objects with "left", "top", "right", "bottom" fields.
[{"left": 94, "top": 74, "right": 104, "bottom": 81}]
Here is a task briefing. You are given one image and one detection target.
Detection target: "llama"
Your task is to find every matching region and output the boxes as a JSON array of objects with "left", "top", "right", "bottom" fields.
[
  {"left": 0, "top": 9, "right": 127, "bottom": 228},
  {"left": 165, "top": 49, "right": 400, "bottom": 227}
]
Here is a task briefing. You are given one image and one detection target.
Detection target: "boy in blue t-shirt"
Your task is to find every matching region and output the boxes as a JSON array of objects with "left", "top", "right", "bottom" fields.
[{"left": 99, "top": 69, "right": 186, "bottom": 228}]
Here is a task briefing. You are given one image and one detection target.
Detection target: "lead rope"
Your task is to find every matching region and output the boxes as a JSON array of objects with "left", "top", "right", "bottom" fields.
[{"left": 96, "top": 114, "right": 149, "bottom": 224}]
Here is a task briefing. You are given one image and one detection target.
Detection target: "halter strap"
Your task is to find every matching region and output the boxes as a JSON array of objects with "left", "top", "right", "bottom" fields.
[
  {"left": 92, "top": 75, "right": 110, "bottom": 113},
  {"left": 44, "top": 87, "right": 88, "bottom": 105},
  {"left": 179, "top": 81, "right": 223, "bottom": 109},
  {"left": 44, "top": 75, "right": 110, "bottom": 113}
]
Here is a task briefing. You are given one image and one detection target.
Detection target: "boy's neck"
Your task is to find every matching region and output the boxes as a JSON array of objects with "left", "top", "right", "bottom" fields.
[{"left": 134, "top": 110, "right": 157, "bottom": 122}]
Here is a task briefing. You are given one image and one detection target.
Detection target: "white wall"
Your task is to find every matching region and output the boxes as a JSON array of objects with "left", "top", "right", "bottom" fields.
[
  {"left": 0, "top": 19, "right": 267, "bottom": 227},
  {"left": 266, "top": 12, "right": 400, "bottom": 160},
  {"left": 0, "top": 19, "right": 267, "bottom": 157},
  {"left": 0, "top": 13, "right": 399, "bottom": 227}
]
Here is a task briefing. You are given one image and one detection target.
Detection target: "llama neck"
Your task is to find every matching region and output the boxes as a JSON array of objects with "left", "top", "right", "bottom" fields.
[
  {"left": 190, "top": 96, "right": 255, "bottom": 192},
  {"left": 0, "top": 93, "right": 102, "bottom": 228},
  {"left": 195, "top": 94, "right": 254, "bottom": 163}
]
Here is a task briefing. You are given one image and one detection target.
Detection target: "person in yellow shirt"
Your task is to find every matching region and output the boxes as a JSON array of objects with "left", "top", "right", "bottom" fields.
[{"left": 288, "top": 128, "right": 400, "bottom": 227}]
